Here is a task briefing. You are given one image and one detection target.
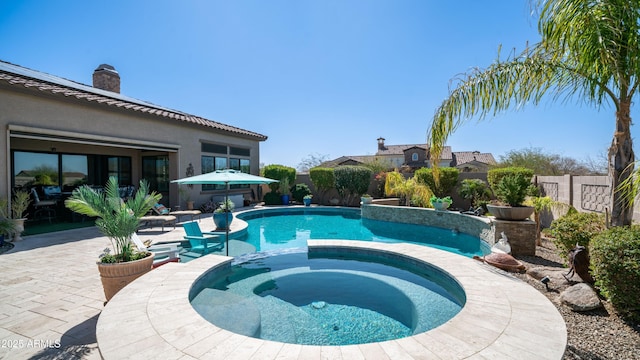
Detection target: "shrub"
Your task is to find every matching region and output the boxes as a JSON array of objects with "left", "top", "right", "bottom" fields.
[
  {"left": 494, "top": 173, "right": 534, "bottom": 206},
  {"left": 291, "top": 183, "right": 311, "bottom": 203},
  {"left": 487, "top": 167, "right": 534, "bottom": 192},
  {"left": 309, "top": 167, "right": 335, "bottom": 205},
  {"left": 458, "top": 179, "right": 491, "bottom": 208},
  {"left": 263, "top": 191, "right": 282, "bottom": 205},
  {"left": 414, "top": 168, "right": 459, "bottom": 198},
  {"left": 334, "top": 166, "right": 372, "bottom": 206},
  {"left": 262, "top": 165, "right": 296, "bottom": 192},
  {"left": 549, "top": 212, "right": 606, "bottom": 261},
  {"left": 591, "top": 226, "right": 640, "bottom": 322}
]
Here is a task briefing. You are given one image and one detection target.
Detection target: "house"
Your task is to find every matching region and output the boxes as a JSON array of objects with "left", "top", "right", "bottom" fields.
[
  {"left": 322, "top": 137, "right": 495, "bottom": 171},
  {"left": 0, "top": 60, "right": 268, "bottom": 216}
]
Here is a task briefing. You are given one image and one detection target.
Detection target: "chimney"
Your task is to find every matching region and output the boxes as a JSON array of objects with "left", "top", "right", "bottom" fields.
[
  {"left": 92, "top": 64, "right": 120, "bottom": 93},
  {"left": 377, "top": 137, "right": 386, "bottom": 151}
]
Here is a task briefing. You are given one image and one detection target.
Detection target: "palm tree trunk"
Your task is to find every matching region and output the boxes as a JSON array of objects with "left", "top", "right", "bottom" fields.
[{"left": 609, "top": 101, "right": 635, "bottom": 227}]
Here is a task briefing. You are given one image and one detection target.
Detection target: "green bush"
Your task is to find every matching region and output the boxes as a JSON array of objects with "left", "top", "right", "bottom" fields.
[
  {"left": 549, "top": 212, "right": 606, "bottom": 260},
  {"left": 262, "top": 165, "right": 296, "bottom": 192},
  {"left": 291, "top": 183, "right": 311, "bottom": 203},
  {"left": 591, "top": 226, "right": 640, "bottom": 322},
  {"left": 494, "top": 173, "right": 534, "bottom": 206},
  {"left": 414, "top": 168, "right": 459, "bottom": 198},
  {"left": 309, "top": 167, "right": 335, "bottom": 205},
  {"left": 263, "top": 191, "right": 282, "bottom": 206},
  {"left": 487, "top": 167, "right": 534, "bottom": 192},
  {"left": 458, "top": 178, "right": 491, "bottom": 208},
  {"left": 334, "top": 166, "right": 372, "bottom": 206}
]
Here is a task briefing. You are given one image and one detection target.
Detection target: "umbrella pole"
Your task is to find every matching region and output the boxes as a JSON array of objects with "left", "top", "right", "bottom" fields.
[{"left": 225, "top": 183, "right": 229, "bottom": 256}]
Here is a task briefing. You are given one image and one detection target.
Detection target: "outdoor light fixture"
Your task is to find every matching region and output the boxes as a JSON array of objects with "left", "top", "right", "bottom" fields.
[{"left": 541, "top": 276, "right": 551, "bottom": 291}]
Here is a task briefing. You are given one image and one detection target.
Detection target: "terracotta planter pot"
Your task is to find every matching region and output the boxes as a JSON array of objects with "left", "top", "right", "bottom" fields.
[
  {"left": 97, "top": 254, "right": 154, "bottom": 302},
  {"left": 486, "top": 204, "right": 534, "bottom": 221}
]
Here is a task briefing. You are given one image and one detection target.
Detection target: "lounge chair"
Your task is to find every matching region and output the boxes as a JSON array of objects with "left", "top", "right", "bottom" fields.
[
  {"left": 131, "top": 233, "right": 180, "bottom": 268},
  {"left": 182, "top": 221, "right": 224, "bottom": 254},
  {"left": 152, "top": 203, "right": 201, "bottom": 222}
]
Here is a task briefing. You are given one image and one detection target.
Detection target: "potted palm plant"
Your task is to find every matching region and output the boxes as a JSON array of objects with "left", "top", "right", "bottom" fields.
[
  {"left": 65, "top": 177, "right": 161, "bottom": 302},
  {"left": 0, "top": 198, "right": 14, "bottom": 246},
  {"left": 280, "top": 177, "right": 291, "bottom": 205},
  {"left": 10, "top": 190, "right": 31, "bottom": 242},
  {"left": 213, "top": 198, "right": 234, "bottom": 230}
]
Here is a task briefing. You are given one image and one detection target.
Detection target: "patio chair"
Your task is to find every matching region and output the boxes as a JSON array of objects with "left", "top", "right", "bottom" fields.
[
  {"left": 182, "top": 221, "right": 224, "bottom": 254},
  {"left": 152, "top": 203, "right": 201, "bottom": 222},
  {"left": 30, "top": 188, "right": 57, "bottom": 223},
  {"left": 131, "top": 233, "right": 180, "bottom": 268}
]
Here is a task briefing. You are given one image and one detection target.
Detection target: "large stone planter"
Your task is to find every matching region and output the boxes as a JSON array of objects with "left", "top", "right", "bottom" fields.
[
  {"left": 11, "top": 218, "right": 26, "bottom": 242},
  {"left": 97, "top": 254, "right": 154, "bottom": 302},
  {"left": 487, "top": 204, "right": 534, "bottom": 221}
]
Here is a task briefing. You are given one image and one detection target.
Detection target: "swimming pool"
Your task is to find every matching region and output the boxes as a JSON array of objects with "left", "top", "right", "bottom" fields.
[
  {"left": 190, "top": 249, "right": 465, "bottom": 345},
  {"left": 235, "top": 207, "right": 490, "bottom": 257}
]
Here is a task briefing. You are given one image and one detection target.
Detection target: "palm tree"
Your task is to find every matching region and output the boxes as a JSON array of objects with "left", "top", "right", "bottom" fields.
[{"left": 428, "top": 0, "right": 639, "bottom": 226}]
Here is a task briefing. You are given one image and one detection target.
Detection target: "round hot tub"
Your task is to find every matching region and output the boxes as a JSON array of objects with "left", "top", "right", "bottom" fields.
[{"left": 190, "top": 249, "right": 465, "bottom": 345}]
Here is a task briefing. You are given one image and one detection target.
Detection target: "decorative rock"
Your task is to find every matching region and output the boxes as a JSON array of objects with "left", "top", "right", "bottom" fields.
[{"left": 559, "top": 283, "right": 602, "bottom": 312}]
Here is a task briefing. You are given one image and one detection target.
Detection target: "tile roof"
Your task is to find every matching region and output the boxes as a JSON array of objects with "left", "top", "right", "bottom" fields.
[
  {"left": 0, "top": 60, "right": 267, "bottom": 141},
  {"left": 452, "top": 151, "right": 497, "bottom": 166},
  {"left": 320, "top": 155, "right": 375, "bottom": 167},
  {"left": 376, "top": 144, "right": 427, "bottom": 156}
]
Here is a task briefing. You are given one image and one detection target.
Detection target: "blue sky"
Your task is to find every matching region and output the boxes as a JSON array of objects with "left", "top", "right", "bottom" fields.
[{"left": 0, "top": 1, "right": 621, "bottom": 169}]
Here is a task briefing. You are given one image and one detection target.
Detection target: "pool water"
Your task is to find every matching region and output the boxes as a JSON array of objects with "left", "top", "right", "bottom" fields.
[
  {"left": 191, "top": 251, "right": 465, "bottom": 345},
  {"left": 236, "top": 208, "right": 490, "bottom": 257}
]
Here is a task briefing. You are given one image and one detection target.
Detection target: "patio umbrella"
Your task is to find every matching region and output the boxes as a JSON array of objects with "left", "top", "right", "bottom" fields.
[{"left": 171, "top": 169, "right": 278, "bottom": 255}]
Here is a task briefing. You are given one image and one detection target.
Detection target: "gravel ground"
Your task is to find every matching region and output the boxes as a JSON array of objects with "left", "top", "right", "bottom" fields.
[{"left": 513, "top": 238, "right": 640, "bottom": 360}]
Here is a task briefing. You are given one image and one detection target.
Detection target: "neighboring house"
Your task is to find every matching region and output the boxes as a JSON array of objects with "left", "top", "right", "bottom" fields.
[
  {"left": 322, "top": 137, "right": 495, "bottom": 172},
  {"left": 452, "top": 151, "right": 497, "bottom": 172},
  {"left": 0, "top": 60, "right": 268, "bottom": 212}
]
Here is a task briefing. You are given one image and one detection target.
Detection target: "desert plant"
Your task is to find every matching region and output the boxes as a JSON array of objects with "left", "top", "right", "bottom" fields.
[
  {"left": 458, "top": 178, "right": 491, "bottom": 208},
  {"left": 279, "top": 177, "right": 291, "bottom": 196},
  {"left": 309, "top": 167, "right": 335, "bottom": 205},
  {"left": 11, "top": 190, "right": 32, "bottom": 219},
  {"left": 385, "top": 171, "right": 432, "bottom": 207},
  {"left": 493, "top": 173, "right": 537, "bottom": 206},
  {"left": 524, "top": 196, "right": 571, "bottom": 246},
  {"left": 65, "top": 177, "right": 161, "bottom": 263},
  {"left": 0, "top": 217, "right": 16, "bottom": 237},
  {"left": 590, "top": 226, "right": 640, "bottom": 322},
  {"left": 334, "top": 165, "right": 372, "bottom": 206},
  {"left": 291, "top": 183, "right": 312, "bottom": 203},
  {"left": 487, "top": 167, "right": 534, "bottom": 193},
  {"left": 549, "top": 212, "right": 606, "bottom": 262},
  {"left": 414, "top": 167, "right": 459, "bottom": 198},
  {"left": 214, "top": 198, "right": 234, "bottom": 213}
]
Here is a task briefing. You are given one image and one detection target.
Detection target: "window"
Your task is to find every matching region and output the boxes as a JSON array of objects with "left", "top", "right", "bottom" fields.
[
  {"left": 12, "top": 151, "right": 131, "bottom": 190},
  {"left": 230, "top": 147, "right": 250, "bottom": 156},
  {"left": 13, "top": 151, "right": 59, "bottom": 189},
  {"left": 201, "top": 155, "right": 227, "bottom": 190},
  {"left": 201, "top": 143, "right": 227, "bottom": 154},
  {"left": 62, "top": 154, "right": 88, "bottom": 189},
  {"left": 411, "top": 153, "right": 419, "bottom": 162}
]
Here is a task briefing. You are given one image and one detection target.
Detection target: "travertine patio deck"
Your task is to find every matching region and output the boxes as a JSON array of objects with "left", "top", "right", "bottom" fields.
[
  {"left": 0, "top": 211, "right": 567, "bottom": 359},
  {"left": 0, "top": 214, "right": 221, "bottom": 359},
  {"left": 97, "top": 240, "right": 567, "bottom": 360}
]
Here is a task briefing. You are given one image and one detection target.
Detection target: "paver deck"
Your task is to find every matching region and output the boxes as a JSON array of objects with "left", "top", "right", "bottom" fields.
[
  {"left": 97, "top": 240, "right": 567, "bottom": 360},
  {"left": 0, "top": 213, "right": 222, "bottom": 359},
  {"left": 0, "top": 209, "right": 567, "bottom": 359}
]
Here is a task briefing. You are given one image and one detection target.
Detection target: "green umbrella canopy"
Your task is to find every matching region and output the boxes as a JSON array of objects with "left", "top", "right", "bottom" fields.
[{"left": 171, "top": 169, "right": 279, "bottom": 185}]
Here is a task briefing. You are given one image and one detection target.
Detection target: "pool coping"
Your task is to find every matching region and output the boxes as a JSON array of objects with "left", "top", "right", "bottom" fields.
[{"left": 96, "top": 240, "right": 567, "bottom": 359}]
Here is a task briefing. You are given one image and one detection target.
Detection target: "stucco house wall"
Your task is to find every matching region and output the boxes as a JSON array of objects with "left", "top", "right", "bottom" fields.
[{"left": 1, "top": 61, "right": 267, "bottom": 211}]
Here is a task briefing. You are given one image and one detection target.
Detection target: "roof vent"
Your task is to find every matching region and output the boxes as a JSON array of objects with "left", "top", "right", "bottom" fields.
[{"left": 92, "top": 64, "right": 120, "bottom": 93}]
